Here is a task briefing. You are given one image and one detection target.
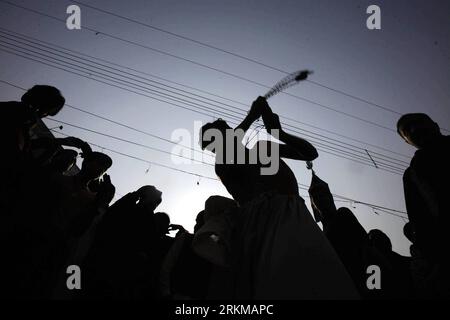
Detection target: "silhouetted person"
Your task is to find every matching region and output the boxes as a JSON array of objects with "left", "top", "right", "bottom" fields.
[
  {"left": 198, "top": 97, "right": 359, "bottom": 299},
  {"left": 160, "top": 211, "right": 213, "bottom": 299},
  {"left": 30, "top": 136, "right": 91, "bottom": 168},
  {"left": 83, "top": 186, "right": 166, "bottom": 299},
  {"left": 308, "top": 171, "right": 413, "bottom": 299},
  {"left": 152, "top": 211, "right": 175, "bottom": 280},
  {"left": 365, "top": 229, "right": 413, "bottom": 299},
  {"left": 0, "top": 85, "right": 65, "bottom": 214},
  {"left": 47, "top": 151, "right": 114, "bottom": 298},
  {"left": 403, "top": 222, "right": 433, "bottom": 297},
  {"left": 0, "top": 85, "right": 64, "bottom": 166},
  {"left": 21, "top": 85, "right": 65, "bottom": 118},
  {"left": 192, "top": 197, "right": 241, "bottom": 299},
  {"left": 45, "top": 149, "right": 78, "bottom": 175},
  {"left": 0, "top": 86, "right": 66, "bottom": 298},
  {"left": 308, "top": 172, "right": 368, "bottom": 296},
  {"left": 192, "top": 196, "right": 237, "bottom": 267},
  {"left": 51, "top": 152, "right": 114, "bottom": 237},
  {"left": 398, "top": 113, "right": 450, "bottom": 297}
]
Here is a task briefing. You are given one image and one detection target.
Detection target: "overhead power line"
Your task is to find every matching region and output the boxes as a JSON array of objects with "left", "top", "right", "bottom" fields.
[
  {"left": 0, "top": 28, "right": 414, "bottom": 159},
  {"left": 6, "top": 79, "right": 388, "bottom": 175},
  {"left": 0, "top": 0, "right": 416, "bottom": 134},
  {"left": 0, "top": 79, "right": 408, "bottom": 219},
  {"left": 72, "top": 0, "right": 450, "bottom": 137},
  {"left": 51, "top": 130, "right": 218, "bottom": 182},
  {"left": 0, "top": 40, "right": 407, "bottom": 176},
  {"left": 0, "top": 33, "right": 409, "bottom": 174},
  {"left": 45, "top": 118, "right": 213, "bottom": 167},
  {"left": 0, "top": 78, "right": 213, "bottom": 159},
  {"left": 70, "top": 0, "right": 406, "bottom": 117},
  {"left": 0, "top": 45, "right": 405, "bottom": 175},
  {"left": 49, "top": 128, "right": 408, "bottom": 220},
  {"left": 0, "top": 26, "right": 413, "bottom": 160}
]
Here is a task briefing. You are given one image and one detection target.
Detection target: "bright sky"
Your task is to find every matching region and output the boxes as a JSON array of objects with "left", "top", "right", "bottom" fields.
[{"left": 1, "top": 0, "right": 449, "bottom": 256}]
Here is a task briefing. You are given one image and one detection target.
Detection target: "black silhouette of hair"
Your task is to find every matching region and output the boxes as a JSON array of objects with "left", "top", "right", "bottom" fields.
[
  {"left": 368, "top": 229, "right": 392, "bottom": 252},
  {"left": 199, "top": 119, "right": 229, "bottom": 149},
  {"left": 21, "top": 85, "right": 65, "bottom": 116},
  {"left": 396, "top": 113, "right": 435, "bottom": 136},
  {"left": 83, "top": 151, "right": 113, "bottom": 170}
]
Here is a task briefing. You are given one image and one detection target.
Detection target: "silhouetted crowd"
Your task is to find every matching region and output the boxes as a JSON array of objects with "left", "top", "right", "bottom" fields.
[{"left": 1, "top": 85, "right": 449, "bottom": 299}]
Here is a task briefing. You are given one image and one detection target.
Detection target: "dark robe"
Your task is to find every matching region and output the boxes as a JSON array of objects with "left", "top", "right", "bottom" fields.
[
  {"left": 403, "top": 135, "right": 450, "bottom": 297},
  {"left": 324, "top": 207, "right": 368, "bottom": 296},
  {"left": 81, "top": 193, "right": 172, "bottom": 299}
]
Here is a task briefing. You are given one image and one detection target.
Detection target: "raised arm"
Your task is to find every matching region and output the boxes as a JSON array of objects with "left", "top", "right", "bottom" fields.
[
  {"left": 234, "top": 98, "right": 263, "bottom": 134},
  {"left": 55, "top": 137, "right": 92, "bottom": 155},
  {"left": 255, "top": 97, "right": 318, "bottom": 161}
]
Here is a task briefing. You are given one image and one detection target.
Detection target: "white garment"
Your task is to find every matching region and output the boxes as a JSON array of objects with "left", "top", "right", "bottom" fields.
[{"left": 194, "top": 193, "right": 360, "bottom": 300}]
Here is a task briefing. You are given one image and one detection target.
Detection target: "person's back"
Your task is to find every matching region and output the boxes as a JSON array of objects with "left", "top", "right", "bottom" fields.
[
  {"left": 1, "top": 85, "right": 65, "bottom": 165},
  {"left": 83, "top": 187, "right": 164, "bottom": 299},
  {"left": 0, "top": 101, "right": 36, "bottom": 159},
  {"left": 0, "top": 101, "right": 37, "bottom": 211},
  {"left": 215, "top": 156, "right": 298, "bottom": 205},
  {"left": 52, "top": 174, "right": 96, "bottom": 234},
  {"left": 171, "top": 233, "right": 212, "bottom": 299},
  {"left": 364, "top": 229, "right": 413, "bottom": 299},
  {"left": 307, "top": 172, "right": 369, "bottom": 296},
  {"left": 83, "top": 194, "right": 152, "bottom": 298},
  {"left": 408, "top": 135, "right": 450, "bottom": 257},
  {"left": 1, "top": 85, "right": 65, "bottom": 219},
  {"left": 324, "top": 207, "right": 369, "bottom": 296}
]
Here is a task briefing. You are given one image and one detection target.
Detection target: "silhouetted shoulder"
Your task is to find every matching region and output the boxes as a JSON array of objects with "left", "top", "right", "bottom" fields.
[
  {"left": 0, "top": 101, "right": 34, "bottom": 126},
  {"left": 443, "top": 135, "right": 450, "bottom": 147}
]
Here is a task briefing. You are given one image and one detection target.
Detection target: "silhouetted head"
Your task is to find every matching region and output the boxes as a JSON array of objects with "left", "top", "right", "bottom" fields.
[
  {"left": 199, "top": 119, "right": 231, "bottom": 152},
  {"left": 80, "top": 152, "right": 112, "bottom": 181},
  {"left": 308, "top": 173, "right": 337, "bottom": 222},
  {"left": 403, "top": 222, "right": 416, "bottom": 243},
  {"left": 154, "top": 212, "right": 170, "bottom": 237},
  {"left": 138, "top": 185, "right": 162, "bottom": 212},
  {"left": 336, "top": 207, "right": 368, "bottom": 241},
  {"left": 397, "top": 113, "right": 441, "bottom": 149},
  {"left": 50, "top": 149, "right": 78, "bottom": 174},
  {"left": 368, "top": 229, "right": 392, "bottom": 253},
  {"left": 194, "top": 210, "right": 205, "bottom": 234},
  {"left": 204, "top": 195, "right": 237, "bottom": 221},
  {"left": 21, "top": 85, "right": 65, "bottom": 118}
]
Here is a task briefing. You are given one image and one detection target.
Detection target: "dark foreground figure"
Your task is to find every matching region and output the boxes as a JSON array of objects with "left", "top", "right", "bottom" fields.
[
  {"left": 0, "top": 83, "right": 448, "bottom": 300},
  {"left": 398, "top": 113, "right": 450, "bottom": 298},
  {"left": 196, "top": 97, "right": 359, "bottom": 299}
]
